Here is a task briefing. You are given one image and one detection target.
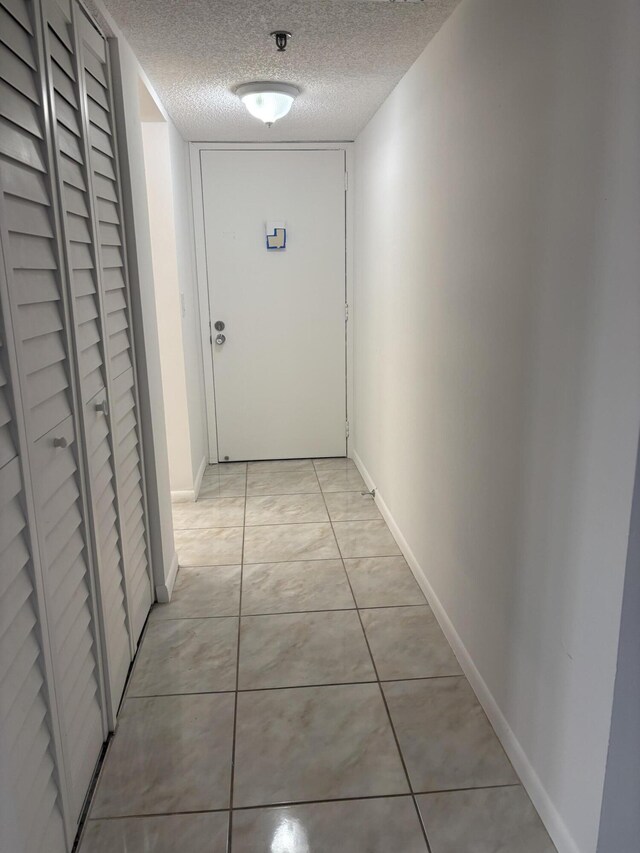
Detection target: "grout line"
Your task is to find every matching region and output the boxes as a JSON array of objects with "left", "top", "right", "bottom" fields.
[
  {"left": 150, "top": 603, "right": 428, "bottom": 622},
  {"left": 226, "top": 471, "right": 248, "bottom": 853},
  {"left": 315, "top": 474, "right": 434, "bottom": 853},
  {"left": 125, "top": 674, "right": 467, "bottom": 700},
  {"left": 175, "top": 553, "right": 411, "bottom": 568},
  {"left": 85, "top": 781, "right": 522, "bottom": 823},
  {"left": 85, "top": 784, "right": 523, "bottom": 823}
]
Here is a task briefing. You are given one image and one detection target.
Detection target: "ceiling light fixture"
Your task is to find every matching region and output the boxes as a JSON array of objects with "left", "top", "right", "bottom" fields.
[{"left": 236, "top": 82, "right": 299, "bottom": 127}]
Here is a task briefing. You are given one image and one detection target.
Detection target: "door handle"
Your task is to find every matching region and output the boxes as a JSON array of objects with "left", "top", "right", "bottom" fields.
[
  {"left": 52, "top": 436, "right": 68, "bottom": 449},
  {"left": 95, "top": 400, "right": 108, "bottom": 415},
  {"left": 215, "top": 334, "right": 226, "bottom": 345}
]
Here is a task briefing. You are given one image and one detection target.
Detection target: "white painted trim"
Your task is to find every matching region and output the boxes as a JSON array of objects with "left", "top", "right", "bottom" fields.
[
  {"left": 193, "top": 454, "right": 207, "bottom": 500},
  {"left": 351, "top": 447, "right": 581, "bottom": 853},
  {"left": 190, "top": 141, "right": 355, "bottom": 462},
  {"left": 170, "top": 455, "right": 207, "bottom": 503},
  {"left": 155, "top": 551, "right": 179, "bottom": 604}
]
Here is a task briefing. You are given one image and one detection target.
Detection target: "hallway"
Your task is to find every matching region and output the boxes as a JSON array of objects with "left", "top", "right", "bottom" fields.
[{"left": 79, "top": 459, "right": 554, "bottom": 852}]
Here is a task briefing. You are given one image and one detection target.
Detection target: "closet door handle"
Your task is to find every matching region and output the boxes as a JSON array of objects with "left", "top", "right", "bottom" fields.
[
  {"left": 52, "top": 436, "right": 68, "bottom": 449},
  {"left": 95, "top": 399, "right": 108, "bottom": 415}
]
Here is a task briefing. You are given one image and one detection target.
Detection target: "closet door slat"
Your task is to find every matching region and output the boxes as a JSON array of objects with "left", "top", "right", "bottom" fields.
[
  {"left": 0, "top": 0, "right": 105, "bottom": 840},
  {"left": 0, "top": 352, "right": 67, "bottom": 853},
  {"left": 77, "top": 6, "right": 152, "bottom": 645},
  {"left": 43, "top": 0, "right": 132, "bottom": 723},
  {"left": 0, "top": 7, "right": 68, "bottom": 849}
]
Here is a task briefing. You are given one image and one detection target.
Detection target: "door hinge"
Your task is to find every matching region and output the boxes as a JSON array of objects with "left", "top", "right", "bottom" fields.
[
  {"left": 345, "top": 303, "right": 349, "bottom": 322},
  {"left": 345, "top": 420, "right": 350, "bottom": 438},
  {"left": 344, "top": 170, "right": 348, "bottom": 191}
]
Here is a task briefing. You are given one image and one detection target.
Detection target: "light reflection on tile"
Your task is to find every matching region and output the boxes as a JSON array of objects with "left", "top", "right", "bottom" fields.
[
  {"left": 232, "top": 797, "right": 428, "bottom": 852},
  {"left": 79, "top": 812, "right": 229, "bottom": 853},
  {"left": 91, "top": 694, "right": 234, "bottom": 816},
  {"left": 233, "top": 683, "right": 408, "bottom": 806}
]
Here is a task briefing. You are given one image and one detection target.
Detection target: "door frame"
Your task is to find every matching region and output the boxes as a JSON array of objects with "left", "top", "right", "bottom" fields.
[{"left": 189, "top": 141, "right": 354, "bottom": 463}]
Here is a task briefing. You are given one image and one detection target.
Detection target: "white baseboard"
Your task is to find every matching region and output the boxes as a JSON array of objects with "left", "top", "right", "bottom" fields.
[
  {"left": 193, "top": 455, "right": 207, "bottom": 500},
  {"left": 170, "top": 456, "right": 208, "bottom": 503},
  {"left": 351, "top": 448, "right": 580, "bottom": 853},
  {"left": 155, "top": 550, "right": 179, "bottom": 604}
]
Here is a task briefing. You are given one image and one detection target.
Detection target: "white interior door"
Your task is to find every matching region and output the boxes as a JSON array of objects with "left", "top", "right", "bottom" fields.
[{"left": 201, "top": 149, "right": 347, "bottom": 461}]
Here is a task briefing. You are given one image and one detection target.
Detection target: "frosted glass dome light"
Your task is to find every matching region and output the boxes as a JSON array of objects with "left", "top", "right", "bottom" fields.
[{"left": 236, "top": 82, "right": 299, "bottom": 126}]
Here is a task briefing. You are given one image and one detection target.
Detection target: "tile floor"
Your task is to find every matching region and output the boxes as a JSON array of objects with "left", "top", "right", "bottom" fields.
[{"left": 80, "top": 458, "right": 556, "bottom": 852}]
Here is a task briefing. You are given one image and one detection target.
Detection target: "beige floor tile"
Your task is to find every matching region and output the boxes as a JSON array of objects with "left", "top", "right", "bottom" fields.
[
  {"left": 313, "top": 457, "right": 357, "bottom": 472},
  {"left": 243, "top": 522, "right": 339, "bottom": 563},
  {"left": 241, "top": 559, "right": 354, "bottom": 614},
  {"left": 416, "top": 787, "right": 556, "bottom": 853},
  {"left": 248, "top": 459, "right": 314, "bottom": 474},
  {"left": 233, "top": 683, "right": 408, "bottom": 807},
  {"left": 245, "top": 493, "right": 328, "bottom": 525},
  {"left": 174, "top": 527, "right": 243, "bottom": 566},
  {"left": 344, "top": 556, "right": 425, "bottom": 607},
  {"left": 238, "top": 610, "right": 374, "bottom": 689},
  {"left": 333, "top": 519, "right": 401, "bottom": 558},
  {"left": 384, "top": 677, "right": 518, "bottom": 792},
  {"left": 80, "top": 813, "right": 228, "bottom": 853},
  {"left": 128, "top": 617, "right": 238, "bottom": 696},
  {"left": 324, "top": 490, "right": 381, "bottom": 521},
  {"left": 361, "top": 606, "right": 462, "bottom": 680},
  {"left": 91, "top": 694, "right": 234, "bottom": 816},
  {"left": 151, "top": 564, "right": 240, "bottom": 619},
  {"left": 316, "top": 467, "right": 366, "bottom": 492},
  {"left": 246, "top": 470, "right": 320, "bottom": 495},
  {"left": 199, "top": 468, "right": 246, "bottom": 499},
  {"left": 172, "top": 496, "right": 245, "bottom": 529},
  {"left": 232, "top": 798, "right": 427, "bottom": 852}
]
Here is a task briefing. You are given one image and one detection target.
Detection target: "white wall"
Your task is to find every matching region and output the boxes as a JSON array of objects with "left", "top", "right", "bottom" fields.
[
  {"left": 167, "top": 122, "right": 208, "bottom": 484},
  {"left": 142, "top": 122, "right": 197, "bottom": 494},
  {"left": 141, "top": 120, "right": 208, "bottom": 496},
  {"left": 94, "top": 0, "right": 178, "bottom": 600},
  {"left": 353, "top": 1, "right": 640, "bottom": 852}
]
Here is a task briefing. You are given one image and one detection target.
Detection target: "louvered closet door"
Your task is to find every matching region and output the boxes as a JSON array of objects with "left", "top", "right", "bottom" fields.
[
  {"left": 77, "top": 7, "right": 153, "bottom": 644},
  {"left": 42, "top": 0, "right": 132, "bottom": 722},
  {"left": 0, "top": 0, "right": 105, "bottom": 833},
  {"left": 0, "top": 322, "right": 67, "bottom": 853}
]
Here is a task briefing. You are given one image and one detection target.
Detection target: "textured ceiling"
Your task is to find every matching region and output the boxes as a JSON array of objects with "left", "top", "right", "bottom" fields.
[{"left": 98, "top": 0, "right": 460, "bottom": 141}]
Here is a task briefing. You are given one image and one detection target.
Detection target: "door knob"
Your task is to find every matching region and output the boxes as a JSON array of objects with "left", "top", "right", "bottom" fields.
[
  {"left": 215, "top": 334, "right": 226, "bottom": 345},
  {"left": 52, "top": 436, "right": 68, "bottom": 449},
  {"left": 95, "top": 400, "right": 108, "bottom": 415}
]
